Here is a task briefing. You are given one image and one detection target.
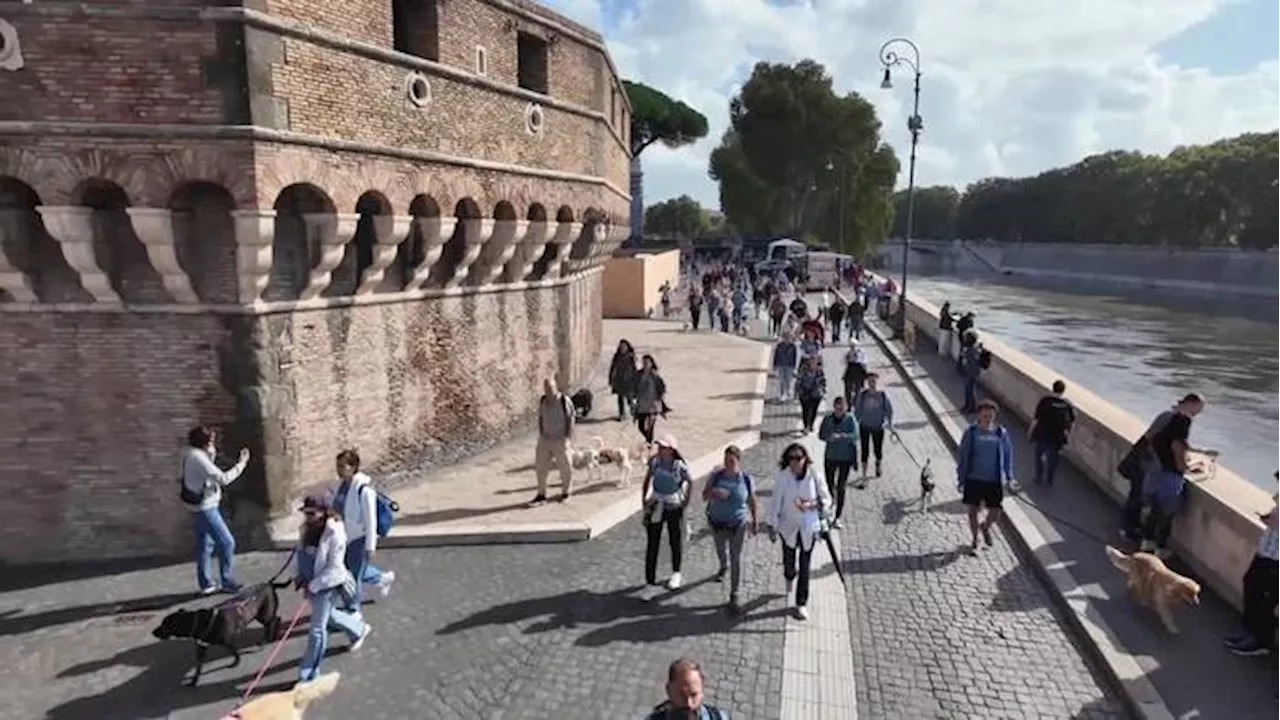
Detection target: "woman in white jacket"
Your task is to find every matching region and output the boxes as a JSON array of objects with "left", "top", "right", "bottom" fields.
[
  {"left": 293, "top": 495, "right": 371, "bottom": 683},
  {"left": 765, "top": 442, "right": 833, "bottom": 620},
  {"left": 331, "top": 450, "right": 395, "bottom": 608},
  {"left": 181, "top": 425, "right": 250, "bottom": 595}
]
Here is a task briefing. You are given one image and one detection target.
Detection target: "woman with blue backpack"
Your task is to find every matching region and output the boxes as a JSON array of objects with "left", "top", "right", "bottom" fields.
[
  {"left": 332, "top": 450, "right": 398, "bottom": 607},
  {"left": 702, "top": 445, "right": 759, "bottom": 616}
]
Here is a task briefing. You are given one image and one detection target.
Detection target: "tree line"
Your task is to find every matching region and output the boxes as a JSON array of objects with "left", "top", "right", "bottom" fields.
[{"left": 891, "top": 131, "right": 1278, "bottom": 249}]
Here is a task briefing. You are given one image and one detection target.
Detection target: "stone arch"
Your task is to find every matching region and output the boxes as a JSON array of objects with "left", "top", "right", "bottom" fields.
[
  {"left": 169, "top": 181, "right": 238, "bottom": 303},
  {"left": 465, "top": 199, "right": 520, "bottom": 287},
  {"left": 428, "top": 197, "right": 482, "bottom": 288},
  {"left": 267, "top": 183, "right": 336, "bottom": 302},
  {"left": 0, "top": 176, "right": 87, "bottom": 303},
  {"left": 527, "top": 203, "right": 548, "bottom": 223},
  {"left": 327, "top": 191, "right": 392, "bottom": 298},
  {"left": 397, "top": 194, "right": 442, "bottom": 290},
  {"left": 75, "top": 178, "right": 168, "bottom": 303}
]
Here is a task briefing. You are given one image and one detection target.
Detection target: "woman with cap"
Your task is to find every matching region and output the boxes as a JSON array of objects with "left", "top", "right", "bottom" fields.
[
  {"left": 703, "top": 444, "right": 759, "bottom": 615},
  {"left": 764, "top": 442, "right": 833, "bottom": 620},
  {"left": 641, "top": 434, "right": 693, "bottom": 597},
  {"left": 293, "top": 494, "right": 371, "bottom": 683}
]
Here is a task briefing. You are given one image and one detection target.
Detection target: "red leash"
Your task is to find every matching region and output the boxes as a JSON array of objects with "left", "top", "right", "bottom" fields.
[{"left": 235, "top": 601, "right": 308, "bottom": 706}]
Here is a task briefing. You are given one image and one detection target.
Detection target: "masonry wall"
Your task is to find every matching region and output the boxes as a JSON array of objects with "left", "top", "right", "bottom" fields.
[{"left": 0, "top": 272, "right": 602, "bottom": 565}]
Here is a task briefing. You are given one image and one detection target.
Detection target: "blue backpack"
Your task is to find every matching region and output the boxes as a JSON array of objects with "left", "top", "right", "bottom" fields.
[{"left": 334, "top": 479, "right": 399, "bottom": 538}]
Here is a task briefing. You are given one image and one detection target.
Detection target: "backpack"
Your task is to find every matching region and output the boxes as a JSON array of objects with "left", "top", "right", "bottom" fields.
[
  {"left": 334, "top": 479, "right": 400, "bottom": 538},
  {"left": 704, "top": 468, "right": 754, "bottom": 529},
  {"left": 978, "top": 348, "right": 992, "bottom": 370},
  {"left": 647, "top": 702, "right": 726, "bottom": 720}
]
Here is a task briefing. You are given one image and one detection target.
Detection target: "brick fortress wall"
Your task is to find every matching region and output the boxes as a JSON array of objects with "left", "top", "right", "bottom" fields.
[{"left": 0, "top": 0, "right": 628, "bottom": 564}]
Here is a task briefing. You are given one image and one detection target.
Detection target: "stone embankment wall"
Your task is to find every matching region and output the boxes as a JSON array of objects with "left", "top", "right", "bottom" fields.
[
  {"left": 898, "top": 294, "right": 1273, "bottom": 611},
  {"left": 876, "top": 240, "right": 1279, "bottom": 300}
]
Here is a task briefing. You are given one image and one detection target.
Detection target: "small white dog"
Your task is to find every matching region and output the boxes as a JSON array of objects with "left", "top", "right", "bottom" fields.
[{"left": 570, "top": 437, "right": 649, "bottom": 487}]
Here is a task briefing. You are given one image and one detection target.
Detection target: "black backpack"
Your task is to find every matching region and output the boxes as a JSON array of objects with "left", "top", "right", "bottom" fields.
[
  {"left": 647, "top": 702, "right": 725, "bottom": 720},
  {"left": 978, "top": 348, "right": 992, "bottom": 370}
]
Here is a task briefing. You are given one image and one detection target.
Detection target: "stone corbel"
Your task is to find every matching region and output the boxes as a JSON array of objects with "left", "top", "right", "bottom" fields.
[
  {"left": 443, "top": 217, "right": 495, "bottom": 289},
  {"left": 36, "top": 206, "right": 120, "bottom": 303},
  {"left": 125, "top": 208, "right": 198, "bottom": 303},
  {"left": 230, "top": 209, "right": 276, "bottom": 304},
  {"left": 594, "top": 225, "right": 629, "bottom": 268},
  {"left": 299, "top": 213, "right": 360, "bottom": 301},
  {"left": 355, "top": 214, "right": 413, "bottom": 295},
  {"left": 0, "top": 209, "right": 38, "bottom": 302},
  {"left": 543, "top": 221, "right": 581, "bottom": 279},
  {"left": 504, "top": 219, "right": 550, "bottom": 282},
  {"left": 404, "top": 216, "right": 457, "bottom": 291},
  {"left": 470, "top": 219, "right": 528, "bottom": 286}
]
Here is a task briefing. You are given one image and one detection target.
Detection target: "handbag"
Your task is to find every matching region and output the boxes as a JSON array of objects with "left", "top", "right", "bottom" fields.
[{"left": 177, "top": 455, "right": 204, "bottom": 505}]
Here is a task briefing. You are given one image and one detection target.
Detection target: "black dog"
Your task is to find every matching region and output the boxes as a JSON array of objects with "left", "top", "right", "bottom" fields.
[
  {"left": 152, "top": 581, "right": 289, "bottom": 686},
  {"left": 571, "top": 388, "right": 593, "bottom": 419}
]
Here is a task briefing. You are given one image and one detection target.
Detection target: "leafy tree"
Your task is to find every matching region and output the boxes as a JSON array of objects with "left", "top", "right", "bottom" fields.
[
  {"left": 891, "top": 186, "right": 960, "bottom": 240},
  {"left": 624, "top": 80, "right": 710, "bottom": 157},
  {"left": 644, "top": 195, "right": 713, "bottom": 237},
  {"left": 951, "top": 131, "right": 1278, "bottom": 248},
  {"left": 710, "top": 60, "right": 900, "bottom": 255}
]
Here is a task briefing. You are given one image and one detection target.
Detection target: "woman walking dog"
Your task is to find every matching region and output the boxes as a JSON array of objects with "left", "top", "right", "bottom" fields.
[{"left": 293, "top": 494, "right": 371, "bottom": 683}]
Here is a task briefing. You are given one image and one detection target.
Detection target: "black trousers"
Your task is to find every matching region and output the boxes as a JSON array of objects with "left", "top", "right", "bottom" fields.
[
  {"left": 1242, "top": 555, "right": 1279, "bottom": 645},
  {"left": 799, "top": 396, "right": 821, "bottom": 431},
  {"left": 644, "top": 506, "right": 684, "bottom": 584},
  {"left": 1122, "top": 473, "right": 1146, "bottom": 537},
  {"left": 824, "top": 460, "right": 853, "bottom": 518},
  {"left": 690, "top": 307, "right": 702, "bottom": 329},
  {"left": 860, "top": 426, "right": 885, "bottom": 466},
  {"left": 636, "top": 413, "right": 656, "bottom": 443},
  {"left": 782, "top": 536, "right": 814, "bottom": 607}
]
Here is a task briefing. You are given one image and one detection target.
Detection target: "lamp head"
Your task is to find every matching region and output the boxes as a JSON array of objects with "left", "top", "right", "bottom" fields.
[{"left": 880, "top": 67, "right": 893, "bottom": 89}]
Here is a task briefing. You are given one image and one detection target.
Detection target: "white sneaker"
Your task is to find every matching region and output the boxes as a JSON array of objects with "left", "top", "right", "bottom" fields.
[
  {"left": 666, "top": 572, "right": 683, "bottom": 590},
  {"left": 199, "top": 586, "right": 219, "bottom": 596},
  {"left": 377, "top": 571, "right": 396, "bottom": 599},
  {"left": 795, "top": 606, "right": 809, "bottom": 620},
  {"left": 349, "top": 624, "right": 372, "bottom": 652}
]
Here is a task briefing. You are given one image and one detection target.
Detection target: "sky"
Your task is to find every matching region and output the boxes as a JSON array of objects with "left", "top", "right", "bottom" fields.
[{"left": 542, "top": 0, "right": 1280, "bottom": 211}]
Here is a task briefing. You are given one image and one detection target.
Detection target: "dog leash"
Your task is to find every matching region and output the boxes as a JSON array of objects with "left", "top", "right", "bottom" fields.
[
  {"left": 232, "top": 600, "right": 308, "bottom": 709},
  {"left": 265, "top": 548, "right": 297, "bottom": 584}
]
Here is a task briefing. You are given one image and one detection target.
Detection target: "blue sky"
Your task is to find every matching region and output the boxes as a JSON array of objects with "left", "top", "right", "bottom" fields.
[{"left": 548, "top": 0, "right": 1280, "bottom": 209}]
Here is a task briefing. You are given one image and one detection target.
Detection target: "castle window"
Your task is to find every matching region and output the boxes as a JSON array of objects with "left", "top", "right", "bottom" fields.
[
  {"left": 392, "top": 0, "right": 439, "bottom": 61},
  {"left": 516, "top": 32, "right": 549, "bottom": 94}
]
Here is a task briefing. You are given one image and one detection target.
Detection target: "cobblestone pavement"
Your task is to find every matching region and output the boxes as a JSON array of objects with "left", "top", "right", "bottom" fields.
[
  {"left": 1, "top": 398, "right": 804, "bottom": 720},
  {"left": 821, "top": 337, "right": 1130, "bottom": 719}
]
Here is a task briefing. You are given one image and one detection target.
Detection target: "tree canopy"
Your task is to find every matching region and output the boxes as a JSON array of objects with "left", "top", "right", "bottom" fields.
[
  {"left": 624, "top": 80, "right": 710, "bottom": 158},
  {"left": 708, "top": 60, "right": 900, "bottom": 256},
  {"left": 940, "top": 131, "right": 1278, "bottom": 248},
  {"left": 644, "top": 195, "right": 716, "bottom": 237}
]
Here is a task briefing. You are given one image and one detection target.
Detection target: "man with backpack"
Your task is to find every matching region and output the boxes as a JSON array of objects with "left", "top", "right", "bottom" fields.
[
  {"left": 647, "top": 658, "right": 730, "bottom": 720},
  {"left": 1027, "top": 379, "right": 1077, "bottom": 486},
  {"left": 960, "top": 340, "right": 989, "bottom": 413},
  {"left": 956, "top": 399, "right": 1015, "bottom": 554},
  {"left": 531, "top": 377, "right": 577, "bottom": 505}
]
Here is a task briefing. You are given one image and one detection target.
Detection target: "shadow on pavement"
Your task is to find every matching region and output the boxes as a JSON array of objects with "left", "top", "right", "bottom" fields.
[{"left": 0, "top": 591, "right": 200, "bottom": 638}]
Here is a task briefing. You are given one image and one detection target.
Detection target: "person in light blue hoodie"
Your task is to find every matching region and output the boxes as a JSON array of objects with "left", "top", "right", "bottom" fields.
[
  {"left": 818, "top": 397, "right": 859, "bottom": 527},
  {"left": 955, "top": 399, "right": 1015, "bottom": 554},
  {"left": 770, "top": 333, "right": 799, "bottom": 401}
]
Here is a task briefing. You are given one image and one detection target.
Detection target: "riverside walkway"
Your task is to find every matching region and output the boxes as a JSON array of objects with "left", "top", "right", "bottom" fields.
[
  {"left": 866, "top": 313, "right": 1278, "bottom": 720},
  {"left": 0, "top": 313, "right": 1164, "bottom": 719}
]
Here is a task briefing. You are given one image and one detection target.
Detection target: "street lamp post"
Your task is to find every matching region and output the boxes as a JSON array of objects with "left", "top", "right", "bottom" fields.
[{"left": 878, "top": 37, "right": 923, "bottom": 338}]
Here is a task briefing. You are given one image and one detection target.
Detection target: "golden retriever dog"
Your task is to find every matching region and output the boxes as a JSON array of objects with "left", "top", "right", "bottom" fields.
[
  {"left": 223, "top": 672, "right": 340, "bottom": 720},
  {"left": 1105, "top": 546, "right": 1201, "bottom": 634}
]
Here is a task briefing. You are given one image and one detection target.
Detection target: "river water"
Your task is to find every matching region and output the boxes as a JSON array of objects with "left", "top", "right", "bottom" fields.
[{"left": 907, "top": 276, "right": 1279, "bottom": 491}]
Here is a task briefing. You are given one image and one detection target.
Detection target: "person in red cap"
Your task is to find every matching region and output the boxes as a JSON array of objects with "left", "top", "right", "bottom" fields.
[
  {"left": 641, "top": 434, "right": 693, "bottom": 599},
  {"left": 293, "top": 494, "right": 371, "bottom": 682}
]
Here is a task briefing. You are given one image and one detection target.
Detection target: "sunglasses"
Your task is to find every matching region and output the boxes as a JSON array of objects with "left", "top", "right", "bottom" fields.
[{"left": 787, "top": 454, "right": 805, "bottom": 462}]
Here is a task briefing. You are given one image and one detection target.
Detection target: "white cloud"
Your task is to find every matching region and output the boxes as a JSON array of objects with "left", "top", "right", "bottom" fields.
[{"left": 544, "top": 0, "right": 1280, "bottom": 210}]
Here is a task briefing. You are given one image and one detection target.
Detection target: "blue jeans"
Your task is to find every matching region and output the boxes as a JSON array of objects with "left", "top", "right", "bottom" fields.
[
  {"left": 299, "top": 587, "right": 366, "bottom": 682},
  {"left": 343, "top": 536, "right": 369, "bottom": 612},
  {"left": 193, "top": 507, "right": 238, "bottom": 591},
  {"left": 1033, "top": 442, "right": 1063, "bottom": 485}
]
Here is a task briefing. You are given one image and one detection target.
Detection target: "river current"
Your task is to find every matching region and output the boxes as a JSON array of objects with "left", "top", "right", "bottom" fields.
[{"left": 907, "top": 276, "right": 1279, "bottom": 491}]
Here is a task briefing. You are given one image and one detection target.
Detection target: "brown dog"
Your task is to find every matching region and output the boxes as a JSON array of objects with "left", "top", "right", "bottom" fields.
[
  {"left": 1105, "top": 545, "right": 1201, "bottom": 634},
  {"left": 222, "top": 672, "right": 340, "bottom": 720}
]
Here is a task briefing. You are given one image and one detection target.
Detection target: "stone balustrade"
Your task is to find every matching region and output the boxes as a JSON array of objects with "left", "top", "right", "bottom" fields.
[{"left": 898, "top": 292, "right": 1273, "bottom": 610}]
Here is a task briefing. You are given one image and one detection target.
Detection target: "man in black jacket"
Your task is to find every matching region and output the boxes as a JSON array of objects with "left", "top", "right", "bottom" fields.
[{"left": 1027, "top": 380, "right": 1076, "bottom": 486}]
